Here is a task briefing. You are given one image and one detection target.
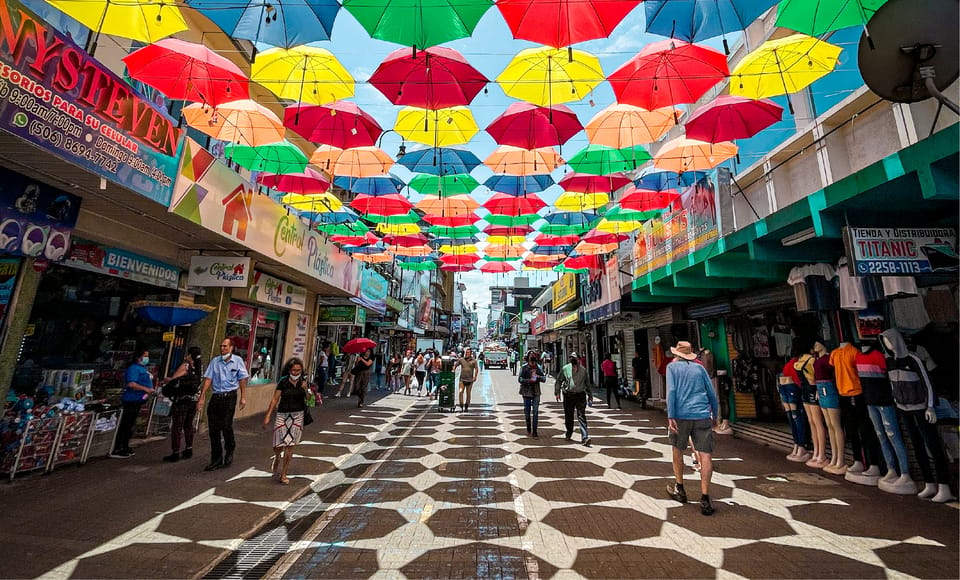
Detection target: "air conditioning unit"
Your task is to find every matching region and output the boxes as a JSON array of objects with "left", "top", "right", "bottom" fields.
[{"left": 402, "top": 296, "right": 415, "bottom": 304}]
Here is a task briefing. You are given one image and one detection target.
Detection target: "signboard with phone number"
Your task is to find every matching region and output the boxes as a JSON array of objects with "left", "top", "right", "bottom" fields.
[{"left": 844, "top": 227, "right": 958, "bottom": 276}]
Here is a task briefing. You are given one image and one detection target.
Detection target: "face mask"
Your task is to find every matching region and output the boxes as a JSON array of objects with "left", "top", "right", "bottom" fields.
[
  {"left": 289, "top": 374, "right": 302, "bottom": 381},
  {"left": 141, "top": 356, "right": 150, "bottom": 366},
  {"left": 222, "top": 353, "right": 231, "bottom": 361}
]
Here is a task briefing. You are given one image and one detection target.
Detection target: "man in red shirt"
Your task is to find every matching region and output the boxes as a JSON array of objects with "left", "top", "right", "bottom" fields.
[{"left": 601, "top": 352, "right": 620, "bottom": 409}]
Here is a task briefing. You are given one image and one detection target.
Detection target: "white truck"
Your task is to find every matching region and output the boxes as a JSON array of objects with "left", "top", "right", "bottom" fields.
[{"left": 482, "top": 349, "right": 508, "bottom": 369}]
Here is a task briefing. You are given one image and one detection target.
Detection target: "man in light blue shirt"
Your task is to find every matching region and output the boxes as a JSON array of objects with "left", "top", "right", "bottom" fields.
[
  {"left": 197, "top": 338, "right": 249, "bottom": 471},
  {"left": 665, "top": 341, "right": 720, "bottom": 516}
]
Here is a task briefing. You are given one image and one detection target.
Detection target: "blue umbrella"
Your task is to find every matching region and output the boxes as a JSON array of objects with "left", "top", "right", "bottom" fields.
[
  {"left": 483, "top": 174, "right": 555, "bottom": 196},
  {"left": 187, "top": 0, "right": 340, "bottom": 48},
  {"left": 308, "top": 208, "right": 360, "bottom": 224},
  {"left": 344, "top": 243, "right": 387, "bottom": 255},
  {"left": 634, "top": 170, "right": 708, "bottom": 193},
  {"left": 130, "top": 301, "right": 215, "bottom": 326},
  {"left": 541, "top": 211, "right": 601, "bottom": 227},
  {"left": 397, "top": 147, "right": 482, "bottom": 175},
  {"left": 334, "top": 175, "right": 405, "bottom": 196},
  {"left": 530, "top": 244, "right": 572, "bottom": 256},
  {"left": 644, "top": 0, "right": 778, "bottom": 53}
]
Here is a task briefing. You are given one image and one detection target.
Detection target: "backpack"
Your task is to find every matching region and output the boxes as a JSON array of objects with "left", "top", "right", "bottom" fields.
[{"left": 162, "top": 363, "right": 201, "bottom": 404}]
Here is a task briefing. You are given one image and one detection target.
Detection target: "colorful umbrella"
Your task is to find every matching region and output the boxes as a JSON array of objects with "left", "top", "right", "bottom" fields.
[
  {"left": 398, "top": 148, "right": 482, "bottom": 176},
  {"left": 534, "top": 233, "right": 581, "bottom": 246},
  {"left": 431, "top": 237, "right": 481, "bottom": 250},
  {"left": 334, "top": 175, "right": 405, "bottom": 196},
  {"left": 251, "top": 46, "right": 354, "bottom": 105},
  {"left": 440, "top": 254, "right": 480, "bottom": 265},
  {"left": 486, "top": 234, "right": 527, "bottom": 245},
  {"left": 729, "top": 35, "right": 842, "bottom": 107},
  {"left": 354, "top": 252, "right": 394, "bottom": 264},
  {"left": 187, "top": 0, "right": 339, "bottom": 47},
  {"left": 259, "top": 168, "right": 332, "bottom": 194},
  {"left": 351, "top": 194, "right": 413, "bottom": 216},
  {"left": 619, "top": 186, "right": 680, "bottom": 212},
  {"left": 775, "top": 0, "right": 887, "bottom": 37},
  {"left": 608, "top": 39, "right": 729, "bottom": 110},
  {"left": 483, "top": 174, "right": 555, "bottom": 196},
  {"left": 344, "top": 243, "right": 387, "bottom": 254},
  {"left": 311, "top": 146, "right": 394, "bottom": 177},
  {"left": 281, "top": 193, "right": 343, "bottom": 211},
  {"left": 566, "top": 144, "right": 650, "bottom": 175},
  {"left": 634, "top": 170, "right": 707, "bottom": 192},
  {"left": 343, "top": 0, "right": 493, "bottom": 49},
  {"left": 553, "top": 264, "right": 588, "bottom": 273},
  {"left": 424, "top": 214, "right": 481, "bottom": 227},
  {"left": 558, "top": 172, "right": 632, "bottom": 194},
  {"left": 485, "top": 213, "right": 543, "bottom": 227},
  {"left": 441, "top": 263, "right": 475, "bottom": 272},
  {"left": 542, "top": 211, "right": 600, "bottom": 228},
  {"left": 416, "top": 194, "right": 480, "bottom": 215},
  {"left": 555, "top": 191, "right": 609, "bottom": 211},
  {"left": 377, "top": 222, "right": 424, "bottom": 235},
  {"left": 364, "top": 210, "right": 420, "bottom": 224},
  {"left": 496, "top": 46, "right": 605, "bottom": 107},
  {"left": 343, "top": 337, "right": 377, "bottom": 353},
  {"left": 483, "top": 192, "right": 546, "bottom": 215},
  {"left": 123, "top": 39, "right": 248, "bottom": 107},
  {"left": 497, "top": 0, "right": 640, "bottom": 48},
  {"left": 395, "top": 107, "right": 480, "bottom": 147},
  {"left": 486, "top": 103, "right": 583, "bottom": 149},
  {"left": 574, "top": 241, "right": 620, "bottom": 254},
  {"left": 582, "top": 230, "right": 629, "bottom": 244},
  {"left": 653, "top": 137, "right": 738, "bottom": 172},
  {"left": 224, "top": 141, "right": 308, "bottom": 174},
  {"left": 318, "top": 221, "right": 370, "bottom": 236},
  {"left": 484, "top": 146, "right": 565, "bottom": 175},
  {"left": 369, "top": 46, "right": 488, "bottom": 108},
  {"left": 524, "top": 257, "right": 563, "bottom": 269},
  {"left": 383, "top": 234, "right": 429, "bottom": 247},
  {"left": 182, "top": 99, "right": 284, "bottom": 147},
  {"left": 331, "top": 232, "right": 380, "bottom": 245},
  {"left": 530, "top": 244, "right": 572, "bottom": 255},
  {"left": 47, "top": 0, "right": 186, "bottom": 48},
  {"left": 595, "top": 218, "right": 645, "bottom": 233},
  {"left": 388, "top": 244, "right": 434, "bottom": 257},
  {"left": 483, "top": 225, "right": 535, "bottom": 237},
  {"left": 644, "top": 0, "right": 778, "bottom": 52},
  {"left": 483, "top": 244, "right": 526, "bottom": 260},
  {"left": 284, "top": 101, "right": 382, "bottom": 148},
  {"left": 684, "top": 96, "right": 784, "bottom": 143},
  {"left": 400, "top": 261, "right": 439, "bottom": 270},
  {"left": 439, "top": 243, "right": 480, "bottom": 254},
  {"left": 563, "top": 254, "right": 602, "bottom": 270},
  {"left": 313, "top": 207, "right": 360, "bottom": 224},
  {"left": 428, "top": 224, "right": 481, "bottom": 237},
  {"left": 480, "top": 262, "right": 517, "bottom": 273},
  {"left": 409, "top": 174, "right": 480, "bottom": 197},
  {"left": 585, "top": 103, "right": 681, "bottom": 148}
]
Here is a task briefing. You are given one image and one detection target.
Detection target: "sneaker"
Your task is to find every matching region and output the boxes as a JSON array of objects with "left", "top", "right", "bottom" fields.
[
  {"left": 565, "top": 435, "right": 573, "bottom": 441},
  {"left": 162, "top": 452, "right": 180, "bottom": 463},
  {"left": 700, "top": 495, "right": 714, "bottom": 516},
  {"left": 109, "top": 449, "right": 133, "bottom": 459},
  {"left": 582, "top": 438, "right": 592, "bottom": 447},
  {"left": 182, "top": 448, "right": 193, "bottom": 459},
  {"left": 666, "top": 482, "right": 687, "bottom": 504}
]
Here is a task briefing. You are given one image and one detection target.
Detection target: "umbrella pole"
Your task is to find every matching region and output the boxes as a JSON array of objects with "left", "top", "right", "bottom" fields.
[{"left": 774, "top": 50, "right": 795, "bottom": 115}]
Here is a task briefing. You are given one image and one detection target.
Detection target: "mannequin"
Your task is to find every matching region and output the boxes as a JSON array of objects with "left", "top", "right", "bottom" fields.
[
  {"left": 880, "top": 329, "right": 957, "bottom": 502},
  {"left": 779, "top": 354, "right": 811, "bottom": 462},
  {"left": 830, "top": 341, "right": 883, "bottom": 484},
  {"left": 795, "top": 341, "right": 829, "bottom": 468},
  {"left": 813, "top": 343, "right": 846, "bottom": 474},
  {"left": 714, "top": 369, "right": 733, "bottom": 435}
]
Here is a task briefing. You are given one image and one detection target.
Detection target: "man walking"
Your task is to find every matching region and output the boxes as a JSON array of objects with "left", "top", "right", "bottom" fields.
[
  {"left": 509, "top": 349, "right": 519, "bottom": 375},
  {"left": 196, "top": 338, "right": 249, "bottom": 471},
  {"left": 665, "top": 341, "right": 720, "bottom": 516},
  {"left": 454, "top": 347, "right": 479, "bottom": 412},
  {"left": 555, "top": 352, "right": 594, "bottom": 447}
]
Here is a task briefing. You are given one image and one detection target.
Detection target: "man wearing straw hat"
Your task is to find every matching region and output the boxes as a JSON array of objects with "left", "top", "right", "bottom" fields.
[{"left": 665, "top": 341, "right": 720, "bottom": 516}]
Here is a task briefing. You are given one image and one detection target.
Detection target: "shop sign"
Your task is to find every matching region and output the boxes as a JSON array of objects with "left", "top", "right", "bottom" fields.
[
  {"left": 63, "top": 240, "right": 180, "bottom": 289},
  {"left": 162, "top": 331, "right": 175, "bottom": 342},
  {"left": 843, "top": 227, "right": 958, "bottom": 275},
  {"left": 248, "top": 270, "right": 306, "bottom": 311},
  {"left": 171, "top": 138, "right": 361, "bottom": 294},
  {"left": 0, "top": 257, "right": 20, "bottom": 322},
  {"left": 553, "top": 311, "right": 578, "bottom": 329},
  {"left": 0, "top": 0, "right": 182, "bottom": 205},
  {"left": 386, "top": 296, "right": 403, "bottom": 312},
  {"left": 317, "top": 305, "right": 360, "bottom": 325},
  {"left": 187, "top": 255, "right": 251, "bottom": 287},
  {"left": 552, "top": 273, "right": 577, "bottom": 309},
  {"left": 583, "top": 256, "right": 623, "bottom": 323},
  {"left": 291, "top": 313, "right": 309, "bottom": 358},
  {"left": 451, "top": 316, "right": 461, "bottom": 333},
  {"left": 353, "top": 266, "right": 387, "bottom": 314},
  {"left": 0, "top": 168, "right": 81, "bottom": 261},
  {"left": 531, "top": 312, "right": 547, "bottom": 335}
]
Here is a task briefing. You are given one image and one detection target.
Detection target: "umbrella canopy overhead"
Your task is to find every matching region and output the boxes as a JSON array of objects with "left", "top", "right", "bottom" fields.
[
  {"left": 334, "top": 175, "right": 406, "bottom": 196},
  {"left": 251, "top": 46, "right": 355, "bottom": 105},
  {"left": 496, "top": 46, "right": 605, "bottom": 107},
  {"left": 653, "top": 137, "right": 738, "bottom": 172},
  {"left": 370, "top": 46, "right": 488, "bottom": 108},
  {"left": 416, "top": 194, "right": 480, "bottom": 216},
  {"left": 644, "top": 0, "right": 778, "bottom": 50},
  {"left": 428, "top": 224, "right": 481, "bottom": 237},
  {"left": 619, "top": 186, "right": 680, "bottom": 212},
  {"left": 482, "top": 192, "right": 547, "bottom": 215},
  {"left": 281, "top": 192, "right": 343, "bottom": 211},
  {"left": 480, "top": 261, "right": 517, "bottom": 273},
  {"left": 395, "top": 107, "right": 480, "bottom": 147},
  {"left": 284, "top": 101, "right": 383, "bottom": 148},
  {"left": 409, "top": 174, "right": 480, "bottom": 197},
  {"left": 558, "top": 172, "right": 632, "bottom": 194},
  {"left": 130, "top": 301, "right": 215, "bottom": 326},
  {"left": 775, "top": 0, "right": 887, "bottom": 37},
  {"left": 483, "top": 244, "right": 526, "bottom": 259},
  {"left": 635, "top": 170, "right": 707, "bottom": 192},
  {"left": 567, "top": 144, "right": 651, "bottom": 175},
  {"left": 585, "top": 103, "right": 681, "bottom": 148},
  {"left": 486, "top": 103, "right": 583, "bottom": 149},
  {"left": 484, "top": 146, "right": 564, "bottom": 175},
  {"left": 400, "top": 260, "right": 439, "bottom": 270},
  {"left": 397, "top": 147, "right": 482, "bottom": 175},
  {"left": 47, "top": 0, "right": 187, "bottom": 46},
  {"left": 187, "top": 0, "right": 340, "bottom": 47},
  {"left": 608, "top": 39, "right": 729, "bottom": 109},
  {"left": 497, "top": 0, "right": 641, "bottom": 48},
  {"left": 182, "top": 99, "right": 285, "bottom": 147},
  {"left": 343, "top": 0, "right": 494, "bottom": 49},
  {"left": 555, "top": 191, "right": 609, "bottom": 211},
  {"left": 440, "top": 254, "right": 480, "bottom": 265},
  {"left": 350, "top": 193, "right": 414, "bottom": 216},
  {"left": 484, "top": 174, "right": 555, "bottom": 196},
  {"left": 259, "top": 167, "right": 332, "bottom": 194},
  {"left": 312, "top": 145, "right": 395, "bottom": 177},
  {"left": 224, "top": 141, "right": 308, "bottom": 174},
  {"left": 729, "top": 35, "right": 842, "bottom": 102},
  {"left": 685, "top": 95, "right": 784, "bottom": 143}
]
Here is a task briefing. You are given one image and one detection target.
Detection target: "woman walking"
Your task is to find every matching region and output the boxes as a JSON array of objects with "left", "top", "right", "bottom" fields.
[
  {"left": 352, "top": 350, "right": 374, "bottom": 408},
  {"left": 401, "top": 349, "right": 415, "bottom": 395},
  {"left": 160, "top": 346, "right": 202, "bottom": 462},
  {"left": 518, "top": 352, "right": 545, "bottom": 438},
  {"left": 263, "top": 358, "right": 312, "bottom": 484},
  {"left": 602, "top": 353, "right": 621, "bottom": 409},
  {"left": 414, "top": 350, "right": 427, "bottom": 396}
]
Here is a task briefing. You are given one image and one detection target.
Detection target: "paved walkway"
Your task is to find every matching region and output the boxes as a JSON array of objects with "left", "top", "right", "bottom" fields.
[{"left": 1, "top": 369, "right": 956, "bottom": 579}]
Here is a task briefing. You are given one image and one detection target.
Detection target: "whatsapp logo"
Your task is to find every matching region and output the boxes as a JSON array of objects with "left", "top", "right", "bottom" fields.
[{"left": 12, "top": 112, "right": 27, "bottom": 128}]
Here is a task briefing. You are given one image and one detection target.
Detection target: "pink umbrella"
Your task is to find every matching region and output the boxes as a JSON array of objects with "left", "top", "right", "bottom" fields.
[
  {"left": 558, "top": 173, "right": 632, "bottom": 194},
  {"left": 618, "top": 186, "right": 681, "bottom": 211},
  {"left": 480, "top": 261, "right": 517, "bottom": 273},
  {"left": 257, "top": 167, "right": 331, "bottom": 194},
  {"left": 684, "top": 95, "right": 784, "bottom": 143},
  {"left": 331, "top": 232, "right": 380, "bottom": 246},
  {"left": 284, "top": 101, "right": 383, "bottom": 148},
  {"left": 486, "top": 102, "right": 582, "bottom": 149}
]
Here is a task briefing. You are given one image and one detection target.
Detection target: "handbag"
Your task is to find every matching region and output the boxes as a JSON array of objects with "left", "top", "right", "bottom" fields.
[{"left": 303, "top": 408, "right": 314, "bottom": 426}]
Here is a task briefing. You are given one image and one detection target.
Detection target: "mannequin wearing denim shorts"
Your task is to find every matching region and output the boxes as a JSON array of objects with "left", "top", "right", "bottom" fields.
[
  {"left": 796, "top": 345, "right": 829, "bottom": 469},
  {"left": 813, "top": 346, "right": 845, "bottom": 475}
]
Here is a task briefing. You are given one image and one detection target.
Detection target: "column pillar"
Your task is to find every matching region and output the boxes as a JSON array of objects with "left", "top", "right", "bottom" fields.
[{"left": 0, "top": 259, "right": 42, "bottom": 403}]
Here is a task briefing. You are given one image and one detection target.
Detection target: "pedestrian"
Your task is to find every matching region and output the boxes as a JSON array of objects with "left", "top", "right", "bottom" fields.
[
  {"left": 160, "top": 346, "right": 202, "bottom": 462},
  {"left": 665, "top": 341, "right": 720, "bottom": 516},
  {"left": 196, "top": 338, "right": 249, "bottom": 471},
  {"left": 454, "top": 347, "right": 479, "bottom": 412},
  {"left": 509, "top": 349, "right": 519, "bottom": 375},
  {"left": 334, "top": 352, "right": 356, "bottom": 398},
  {"left": 541, "top": 350, "right": 552, "bottom": 378},
  {"left": 601, "top": 352, "right": 621, "bottom": 409},
  {"left": 428, "top": 352, "right": 442, "bottom": 399},
  {"left": 327, "top": 342, "right": 339, "bottom": 387},
  {"left": 315, "top": 344, "right": 329, "bottom": 395},
  {"left": 414, "top": 350, "right": 427, "bottom": 396},
  {"left": 389, "top": 353, "right": 401, "bottom": 391},
  {"left": 554, "top": 352, "right": 594, "bottom": 447},
  {"left": 477, "top": 351, "right": 485, "bottom": 371},
  {"left": 374, "top": 350, "right": 384, "bottom": 390},
  {"left": 250, "top": 348, "right": 264, "bottom": 379},
  {"left": 401, "top": 349, "right": 415, "bottom": 395},
  {"left": 111, "top": 346, "right": 156, "bottom": 458},
  {"left": 519, "top": 351, "right": 544, "bottom": 438},
  {"left": 632, "top": 350, "right": 647, "bottom": 408},
  {"left": 262, "top": 358, "right": 312, "bottom": 484},
  {"left": 351, "top": 349, "right": 374, "bottom": 408}
]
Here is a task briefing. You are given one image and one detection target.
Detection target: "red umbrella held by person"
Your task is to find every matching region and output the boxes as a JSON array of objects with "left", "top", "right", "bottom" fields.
[{"left": 343, "top": 337, "right": 377, "bottom": 354}]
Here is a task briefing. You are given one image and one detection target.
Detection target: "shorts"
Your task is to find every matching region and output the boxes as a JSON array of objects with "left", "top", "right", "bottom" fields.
[
  {"left": 778, "top": 384, "right": 800, "bottom": 405},
  {"left": 800, "top": 383, "right": 818, "bottom": 405},
  {"left": 816, "top": 380, "right": 839, "bottom": 409},
  {"left": 668, "top": 418, "right": 715, "bottom": 454}
]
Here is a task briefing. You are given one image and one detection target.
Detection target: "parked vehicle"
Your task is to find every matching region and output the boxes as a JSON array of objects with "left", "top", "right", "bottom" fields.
[{"left": 482, "top": 349, "right": 508, "bottom": 369}]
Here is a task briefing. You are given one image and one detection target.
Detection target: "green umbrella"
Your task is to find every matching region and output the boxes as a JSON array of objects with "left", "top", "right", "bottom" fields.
[
  {"left": 364, "top": 211, "right": 421, "bottom": 224},
  {"left": 428, "top": 224, "right": 481, "bottom": 237},
  {"left": 343, "top": 0, "right": 493, "bottom": 50},
  {"left": 566, "top": 144, "right": 650, "bottom": 175},
  {"left": 484, "top": 256, "right": 524, "bottom": 262},
  {"left": 485, "top": 213, "right": 541, "bottom": 226},
  {"left": 604, "top": 206, "right": 659, "bottom": 222},
  {"left": 539, "top": 223, "right": 592, "bottom": 236},
  {"left": 408, "top": 173, "right": 480, "bottom": 197},
  {"left": 553, "top": 264, "right": 588, "bottom": 273},
  {"left": 398, "top": 261, "right": 438, "bottom": 270},
  {"left": 775, "top": 0, "right": 887, "bottom": 37},
  {"left": 317, "top": 221, "right": 370, "bottom": 235},
  {"left": 224, "top": 140, "right": 308, "bottom": 174}
]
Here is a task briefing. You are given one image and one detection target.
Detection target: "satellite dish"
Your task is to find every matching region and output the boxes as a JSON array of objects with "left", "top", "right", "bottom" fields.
[{"left": 858, "top": 0, "right": 959, "bottom": 113}]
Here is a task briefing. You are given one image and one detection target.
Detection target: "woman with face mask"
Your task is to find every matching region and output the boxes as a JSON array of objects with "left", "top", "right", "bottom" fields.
[
  {"left": 263, "top": 357, "right": 314, "bottom": 484},
  {"left": 111, "top": 345, "right": 156, "bottom": 459}
]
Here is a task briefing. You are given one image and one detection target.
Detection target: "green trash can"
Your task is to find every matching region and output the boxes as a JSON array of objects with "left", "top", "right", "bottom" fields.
[{"left": 437, "top": 357, "right": 456, "bottom": 412}]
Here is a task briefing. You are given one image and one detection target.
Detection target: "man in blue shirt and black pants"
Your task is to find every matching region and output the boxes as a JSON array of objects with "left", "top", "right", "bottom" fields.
[{"left": 196, "top": 338, "right": 249, "bottom": 471}]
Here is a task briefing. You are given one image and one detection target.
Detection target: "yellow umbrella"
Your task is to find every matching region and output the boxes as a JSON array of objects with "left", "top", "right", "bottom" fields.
[
  {"left": 585, "top": 104, "right": 681, "bottom": 148},
  {"left": 440, "top": 244, "right": 479, "bottom": 255},
  {"left": 574, "top": 241, "right": 619, "bottom": 255},
  {"left": 653, "top": 137, "right": 738, "bottom": 173},
  {"left": 555, "top": 191, "right": 609, "bottom": 211},
  {"left": 310, "top": 145, "right": 394, "bottom": 177},
  {"left": 484, "top": 146, "right": 564, "bottom": 175},
  {"left": 483, "top": 244, "right": 525, "bottom": 259},
  {"left": 596, "top": 218, "right": 643, "bottom": 234},
  {"left": 395, "top": 107, "right": 479, "bottom": 147},
  {"left": 354, "top": 253, "right": 393, "bottom": 264},
  {"left": 47, "top": 0, "right": 186, "bottom": 47},
  {"left": 486, "top": 235, "right": 527, "bottom": 244},
  {"left": 377, "top": 223, "right": 422, "bottom": 236},
  {"left": 252, "top": 46, "right": 355, "bottom": 105},
  {"left": 416, "top": 194, "right": 479, "bottom": 216},
  {"left": 496, "top": 46, "right": 604, "bottom": 107},
  {"left": 280, "top": 193, "right": 343, "bottom": 211},
  {"left": 730, "top": 34, "right": 842, "bottom": 102},
  {"left": 183, "top": 100, "right": 285, "bottom": 147},
  {"left": 388, "top": 245, "right": 433, "bottom": 257}
]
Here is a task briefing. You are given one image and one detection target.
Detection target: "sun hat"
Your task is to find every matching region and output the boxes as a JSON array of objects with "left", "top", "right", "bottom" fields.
[{"left": 670, "top": 341, "right": 698, "bottom": 361}]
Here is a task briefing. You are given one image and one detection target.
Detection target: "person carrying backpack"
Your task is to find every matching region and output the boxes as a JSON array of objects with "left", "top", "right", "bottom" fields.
[{"left": 160, "top": 346, "right": 203, "bottom": 463}]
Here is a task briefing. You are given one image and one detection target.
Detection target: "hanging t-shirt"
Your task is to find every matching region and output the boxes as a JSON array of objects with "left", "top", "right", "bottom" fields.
[
  {"left": 805, "top": 263, "right": 840, "bottom": 311},
  {"left": 923, "top": 286, "right": 959, "bottom": 323},
  {"left": 891, "top": 296, "right": 931, "bottom": 332},
  {"left": 828, "top": 343, "right": 861, "bottom": 396},
  {"left": 855, "top": 348, "right": 893, "bottom": 407},
  {"left": 835, "top": 257, "right": 867, "bottom": 310},
  {"left": 771, "top": 326, "right": 794, "bottom": 358},
  {"left": 787, "top": 266, "right": 810, "bottom": 311},
  {"left": 882, "top": 276, "right": 918, "bottom": 297}
]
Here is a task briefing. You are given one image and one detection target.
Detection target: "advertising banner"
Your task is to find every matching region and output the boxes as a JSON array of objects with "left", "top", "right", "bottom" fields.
[
  {"left": 0, "top": 167, "right": 80, "bottom": 260},
  {"left": 187, "top": 255, "right": 250, "bottom": 287},
  {"left": 844, "top": 227, "right": 958, "bottom": 275},
  {"left": 0, "top": 0, "right": 182, "bottom": 205},
  {"left": 353, "top": 266, "right": 387, "bottom": 314},
  {"left": 291, "top": 313, "right": 309, "bottom": 359},
  {"left": 0, "top": 257, "right": 20, "bottom": 322},
  {"left": 552, "top": 273, "right": 577, "bottom": 309},
  {"left": 171, "top": 138, "right": 361, "bottom": 294},
  {"left": 553, "top": 311, "right": 578, "bottom": 329},
  {"left": 63, "top": 239, "right": 180, "bottom": 289},
  {"left": 247, "top": 270, "right": 306, "bottom": 311},
  {"left": 317, "top": 305, "right": 361, "bottom": 325},
  {"left": 583, "top": 256, "right": 622, "bottom": 323}
]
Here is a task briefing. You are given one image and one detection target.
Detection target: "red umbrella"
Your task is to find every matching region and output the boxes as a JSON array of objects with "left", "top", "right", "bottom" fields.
[
  {"left": 563, "top": 254, "right": 603, "bottom": 270},
  {"left": 619, "top": 186, "right": 681, "bottom": 211},
  {"left": 441, "top": 263, "right": 475, "bottom": 272},
  {"left": 383, "top": 234, "right": 429, "bottom": 247},
  {"left": 122, "top": 38, "right": 249, "bottom": 107},
  {"left": 350, "top": 194, "right": 413, "bottom": 216},
  {"left": 257, "top": 167, "right": 331, "bottom": 194},
  {"left": 534, "top": 233, "right": 581, "bottom": 246},
  {"left": 369, "top": 47, "right": 488, "bottom": 109},
  {"left": 608, "top": 39, "right": 728, "bottom": 110},
  {"left": 482, "top": 192, "right": 546, "bottom": 215},
  {"left": 486, "top": 102, "right": 583, "bottom": 149},
  {"left": 684, "top": 95, "right": 784, "bottom": 143},
  {"left": 440, "top": 254, "right": 479, "bottom": 265},
  {"left": 524, "top": 257, "right": 563, "bottom": 269},
  {"left": 423, "top": 213, "right": 481, "bottom": 227},
  {"left": 582, "top": 229, "right": 629, "bottom": 245},
  {"left": 331, "top": 232, "right": 380, "bottom": 246},
  {"left": 483, "top": 225, "right": 535, "bottom": 237},
  {"left": 284, "top": 101, "right": 383, "bottom": 148},
  {"left": 480, "top": 261, "right": 517, "bottom": 273},
  {"left": 497, "top": 0, "right": 640, "bottom": 48},
  {"left": 343, "top": 337, "right": 377, "bottom": 354},
  {"left": 558, "top": 173, "right": 632, "bottom": 194}
]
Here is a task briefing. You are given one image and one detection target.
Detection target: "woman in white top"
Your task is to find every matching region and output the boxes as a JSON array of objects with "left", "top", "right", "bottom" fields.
[
  {"left": 401, "top": 349, "right": 415, "bottom": 396},
  {"left": 414, "top": 351, "right": 427, "bottom": 396}
]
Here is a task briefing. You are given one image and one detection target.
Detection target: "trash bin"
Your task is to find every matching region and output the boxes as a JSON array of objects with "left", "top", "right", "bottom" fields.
[{"left": 437, "top": 356, "right": 456, "bottom": 412}]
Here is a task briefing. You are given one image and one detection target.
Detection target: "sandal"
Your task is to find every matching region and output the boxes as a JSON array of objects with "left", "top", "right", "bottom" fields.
[{"left": 279, "top": 476, "right": 290, "bottom": 485}]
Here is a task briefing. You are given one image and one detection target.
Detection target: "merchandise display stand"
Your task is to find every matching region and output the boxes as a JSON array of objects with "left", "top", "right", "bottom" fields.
[
  {"left": 1, "top": 416, "right": 63, "bottom": 481},
  {"left": 83, "top": 409, "right": 122, "bottom": 462},
  {"left": 47, "top": 412, "right": 94, "bottom": 472}
]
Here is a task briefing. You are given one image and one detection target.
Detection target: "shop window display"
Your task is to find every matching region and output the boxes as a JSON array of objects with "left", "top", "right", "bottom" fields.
[{"left": 226, "top": 302, "right": 286, "bottom": 385}]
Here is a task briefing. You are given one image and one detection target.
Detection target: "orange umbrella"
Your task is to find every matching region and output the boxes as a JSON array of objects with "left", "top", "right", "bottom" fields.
[
  {"left": 182, "top": 99, "right": 285, "bottom": 147},
  {"left": 484, "top": 145, "right": 564, "bottom": 175},
  {"left": 483, "top": 244, "right": 525, "bottom": 259},
  {"left": 416, "top": 194, "right": 479, "bottom": 216},
  {"left": 585, "top": 103, "right": 680, "bottom": 148},
  {"left": 653, "top": 137, "right": 738, "bottom": 173},
  {"left": 388, "top": 244, "right": 434, "bottom": 257},
  {"left": 310, "top": 145, "right": 394, "bottom": 177},
  {"left": 574, "top": 241, "right": 619, "bottom": 255},
  {"left": 354, "top": 252, "right": 393, "bottom": 263}
]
